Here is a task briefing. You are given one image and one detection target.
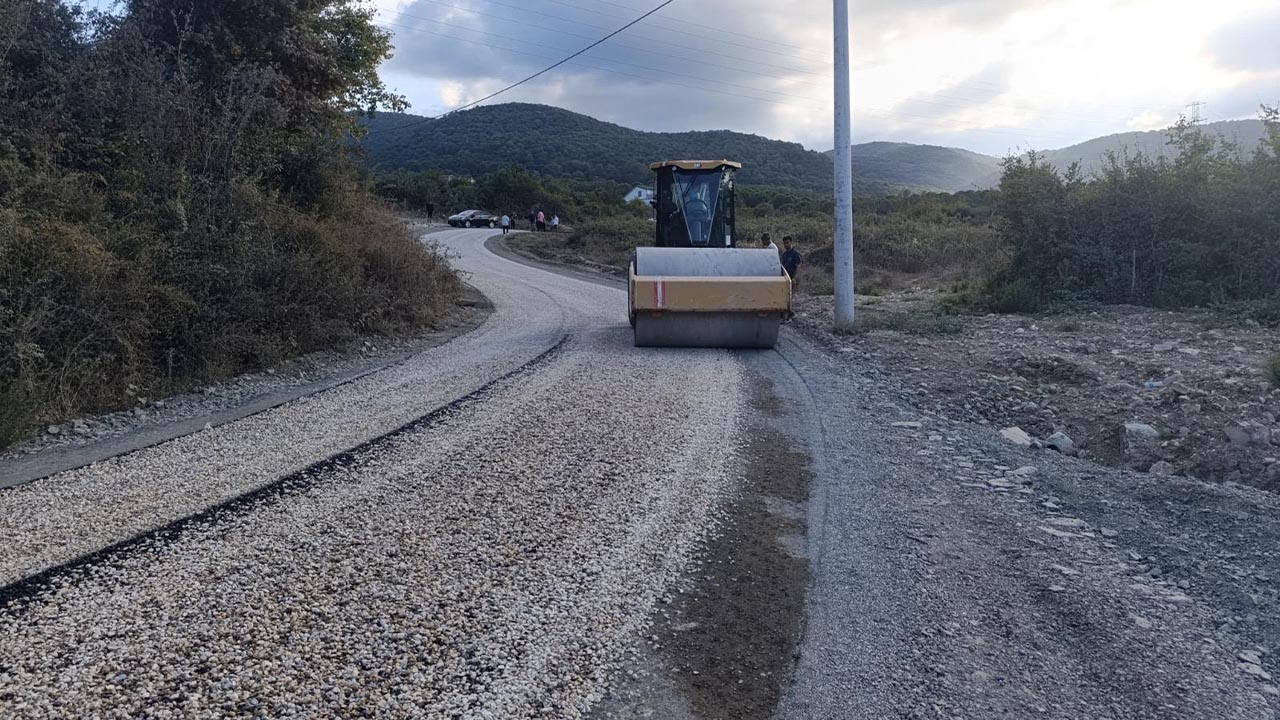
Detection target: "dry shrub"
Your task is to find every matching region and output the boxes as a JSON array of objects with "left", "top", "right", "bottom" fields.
[{"left": 0, "top": 187, "right": 459, "bottom": 448}]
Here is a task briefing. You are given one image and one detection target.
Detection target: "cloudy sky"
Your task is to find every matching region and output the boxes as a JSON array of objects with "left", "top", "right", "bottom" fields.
[{"left": 367, "top": 0, "right": 1279, "bottom": 154}]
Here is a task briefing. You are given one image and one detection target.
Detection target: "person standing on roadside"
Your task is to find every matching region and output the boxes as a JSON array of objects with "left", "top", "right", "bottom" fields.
[
  {"left": 762, "top": 232, "right": 778, "bottom": 253},
  {"left": 781, "top": 236, "right": 801, "bottom": 290},
  {"left": 500, "top": 213, "right": 511, "bottom": 235},
  {"left": 536, "top": 209, "right": 546, "bottom": 232},
  {"left": 550, "top": 214, "right": 560, "bottom": 232},
  {"left": 425, "top": 202, "right": 435, "bottom": 222},
  {"left": 528, "top": 210, "right": 536, "bottom": 231}
]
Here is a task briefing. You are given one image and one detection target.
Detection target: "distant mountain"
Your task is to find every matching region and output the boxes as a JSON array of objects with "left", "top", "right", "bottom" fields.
[
  {"left": 358, "top": 104, "right": 902, "bottom": 196},
  {"left": 1040, "top": 119, "right": 1268, "bottom": 177},
  {"left": 358, "top": 104, "right": 1269, "bottom": 196},
  {"left": 841, "top": 142, "right": 1003, "bottom": 192},
  {"left": 831, "top": 120, "right": 1269, "bottom": 192}
]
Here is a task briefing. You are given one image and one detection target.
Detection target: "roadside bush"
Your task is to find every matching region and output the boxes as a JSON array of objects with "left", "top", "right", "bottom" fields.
[
  {"left": 997, "top": 112, "right": 1280, "bottom": 310},
  {"left": 0, "top": 0, "right": 459, "bottom": 448}
]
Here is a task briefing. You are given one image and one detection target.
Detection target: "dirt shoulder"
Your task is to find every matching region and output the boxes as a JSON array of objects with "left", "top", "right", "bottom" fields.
[
  {"left": 765, "top": 318, "right": 1280, "bottom": 718},
  {"left": 592, "top": 374, "right": 811, "bottom": 720},
  {"left": 791, "top": 291, "right": 1280, "bottom": 493}
]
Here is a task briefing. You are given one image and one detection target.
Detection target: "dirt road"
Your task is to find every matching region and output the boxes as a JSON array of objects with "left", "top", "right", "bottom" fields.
[{"left": 0, "top": 228, "right": 1277, "bottom": 718}]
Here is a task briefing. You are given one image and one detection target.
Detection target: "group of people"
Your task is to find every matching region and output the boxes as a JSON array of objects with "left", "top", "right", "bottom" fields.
[
  {"left": 498, "top": 210, "right": 559, "bottom": 235},
  {"left": 761, "top": 232, "right": 802, "bottom": 289}
]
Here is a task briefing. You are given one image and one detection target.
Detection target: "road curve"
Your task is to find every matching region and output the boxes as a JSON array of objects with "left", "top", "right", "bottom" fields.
[{"left": 0, "top": 229, "right": 751, "bottom": 718}]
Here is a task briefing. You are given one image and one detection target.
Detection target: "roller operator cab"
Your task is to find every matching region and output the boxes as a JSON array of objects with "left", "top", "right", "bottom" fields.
[{"left": 628, "top": 161, "right": 792, "bottom": 348}]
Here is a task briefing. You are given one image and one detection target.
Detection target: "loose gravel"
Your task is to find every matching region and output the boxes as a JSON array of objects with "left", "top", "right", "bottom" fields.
[
  {"left": 0, "top": 330, "right": 746, "bottom": 718},
  {"left": 0, "top": 229, "right": 753, "bottom": 718},
  {"left": 0, "top": 232, "right": 570, "bottom": 584}
]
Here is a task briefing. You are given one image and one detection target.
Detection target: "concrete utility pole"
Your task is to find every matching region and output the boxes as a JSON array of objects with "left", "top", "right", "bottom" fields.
[{"left": 832, "top": 0, "right": 855, "bottom": 331}]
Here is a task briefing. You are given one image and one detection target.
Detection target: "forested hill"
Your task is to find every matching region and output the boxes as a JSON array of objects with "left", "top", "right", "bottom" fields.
[
  {"left": 840, "top": 142, "right": 1003, "bottom": 192},
  {"left": 359, "top": 104, "right": 872, "bottom": 192},
  {"left": 359, "top": 103, "right": 1268, "bottom": 195},
  {"left": 1041, "top": 119, "right": 1268, "bottom": 176}
]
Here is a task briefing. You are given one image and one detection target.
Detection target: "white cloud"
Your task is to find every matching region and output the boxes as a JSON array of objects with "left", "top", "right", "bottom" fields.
[{"left": 375, "top": 0, "right": 1280, "bottom": 154}]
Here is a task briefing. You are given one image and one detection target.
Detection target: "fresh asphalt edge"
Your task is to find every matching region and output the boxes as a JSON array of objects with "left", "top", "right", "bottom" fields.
[
  {"left": 0, "top": 285, "right": 495, "bottom": 490},
  {"left": 0, "top": 336, "right": 569, "bottom": 615}
]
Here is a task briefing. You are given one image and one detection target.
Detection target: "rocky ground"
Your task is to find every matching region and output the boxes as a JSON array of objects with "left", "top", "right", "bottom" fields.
[
  {"left": 770, "top": 309, "right": 1280, "bottom": 719},
  {"left": 793, "top": 291, "right": 1280, "bottom": 492}
]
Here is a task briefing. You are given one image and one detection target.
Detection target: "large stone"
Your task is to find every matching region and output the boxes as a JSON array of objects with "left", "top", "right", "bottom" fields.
[
  {"left": 1224, "top": 423, "right": 1270, "bottom": 447},
  {"left": 1124, "top": 423, "right": 1161, "bottom": 445},
  {"left": 1045, "top": 431, "right": 1076, "bottom": 455},
  {"left": 1149, "top": 461, "right": 1176, "bottom": 476},
  {"left": 1000, "top": 427, "right": 1032, "bottom": 447}
]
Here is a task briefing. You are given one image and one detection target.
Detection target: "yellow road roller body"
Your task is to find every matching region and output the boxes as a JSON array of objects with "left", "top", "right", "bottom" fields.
[{"left": 628, "top": 160, "right": 791, "bottom": 348}]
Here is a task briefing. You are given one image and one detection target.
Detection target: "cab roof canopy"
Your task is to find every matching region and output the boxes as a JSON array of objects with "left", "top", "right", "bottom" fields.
[{"left": 648, "top": 160, "right": 742, "bottom": 171}]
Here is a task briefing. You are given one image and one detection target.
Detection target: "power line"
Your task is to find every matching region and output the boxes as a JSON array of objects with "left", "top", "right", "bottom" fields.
[
  {"left": 373, "top": 20, "right": 1092, "bottom": 145},
  {"left": 372, "top": 21, "right": 830, "bottom": 113},
  {"left": 375, "top": 0, "right": 678, "bottom": 135},
  {"left": 374, "top": 8, "right": 1173, "bottom": 133},
  {"left": 373, "top": 19, "right": 1102, "bottom": 141},
  {"left": 376, "top": 17, "right": 829, "bottom": 105}
]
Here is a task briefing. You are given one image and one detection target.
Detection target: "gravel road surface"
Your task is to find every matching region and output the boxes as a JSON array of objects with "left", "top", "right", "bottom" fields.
[
  {"left": 0, "top": 229, "right": 751, "bottom": 718},
  {"left": 2, "top": 228, "right": 1277, "bottom": 719}
]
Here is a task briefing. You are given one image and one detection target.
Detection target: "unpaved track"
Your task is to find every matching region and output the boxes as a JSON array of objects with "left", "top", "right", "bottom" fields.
[{"left": 0, "top": 229, "right": 748, "bottom": 718}]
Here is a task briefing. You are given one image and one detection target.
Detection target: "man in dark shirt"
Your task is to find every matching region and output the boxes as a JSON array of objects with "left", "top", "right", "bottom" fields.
[{"left": 781, "top": 236, "right": 801, "bottom": 290}]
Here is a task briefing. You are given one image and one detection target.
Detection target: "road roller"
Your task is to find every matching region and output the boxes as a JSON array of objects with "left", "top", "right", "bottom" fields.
[{"left": 627, "top": 160, "right": 791, "bottom": 348}]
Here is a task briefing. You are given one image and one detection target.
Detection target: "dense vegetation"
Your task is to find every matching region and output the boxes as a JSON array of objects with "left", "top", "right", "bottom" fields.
[
  {"left": 994, "top": 112, "right": 1280, "bottom": 312},
  {"left": 0, "top": 0, "right": 459, "bottom": 448},
  {"left": 361, "top": 104, "right": 902, "bottom": 196}
]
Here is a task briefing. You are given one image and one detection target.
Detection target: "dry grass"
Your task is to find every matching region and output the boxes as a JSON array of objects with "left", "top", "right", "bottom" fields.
[
  {"left": 856, "top": 308, "right": 966, "bottom": 335},
  {"left": 508, "top": 212, "right": 1007, "bottom": 300}
]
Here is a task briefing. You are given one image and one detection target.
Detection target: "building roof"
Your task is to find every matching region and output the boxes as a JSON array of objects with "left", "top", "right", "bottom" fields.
[{"left": 648, "top": 160, "right": 742, "bottom": 171}]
